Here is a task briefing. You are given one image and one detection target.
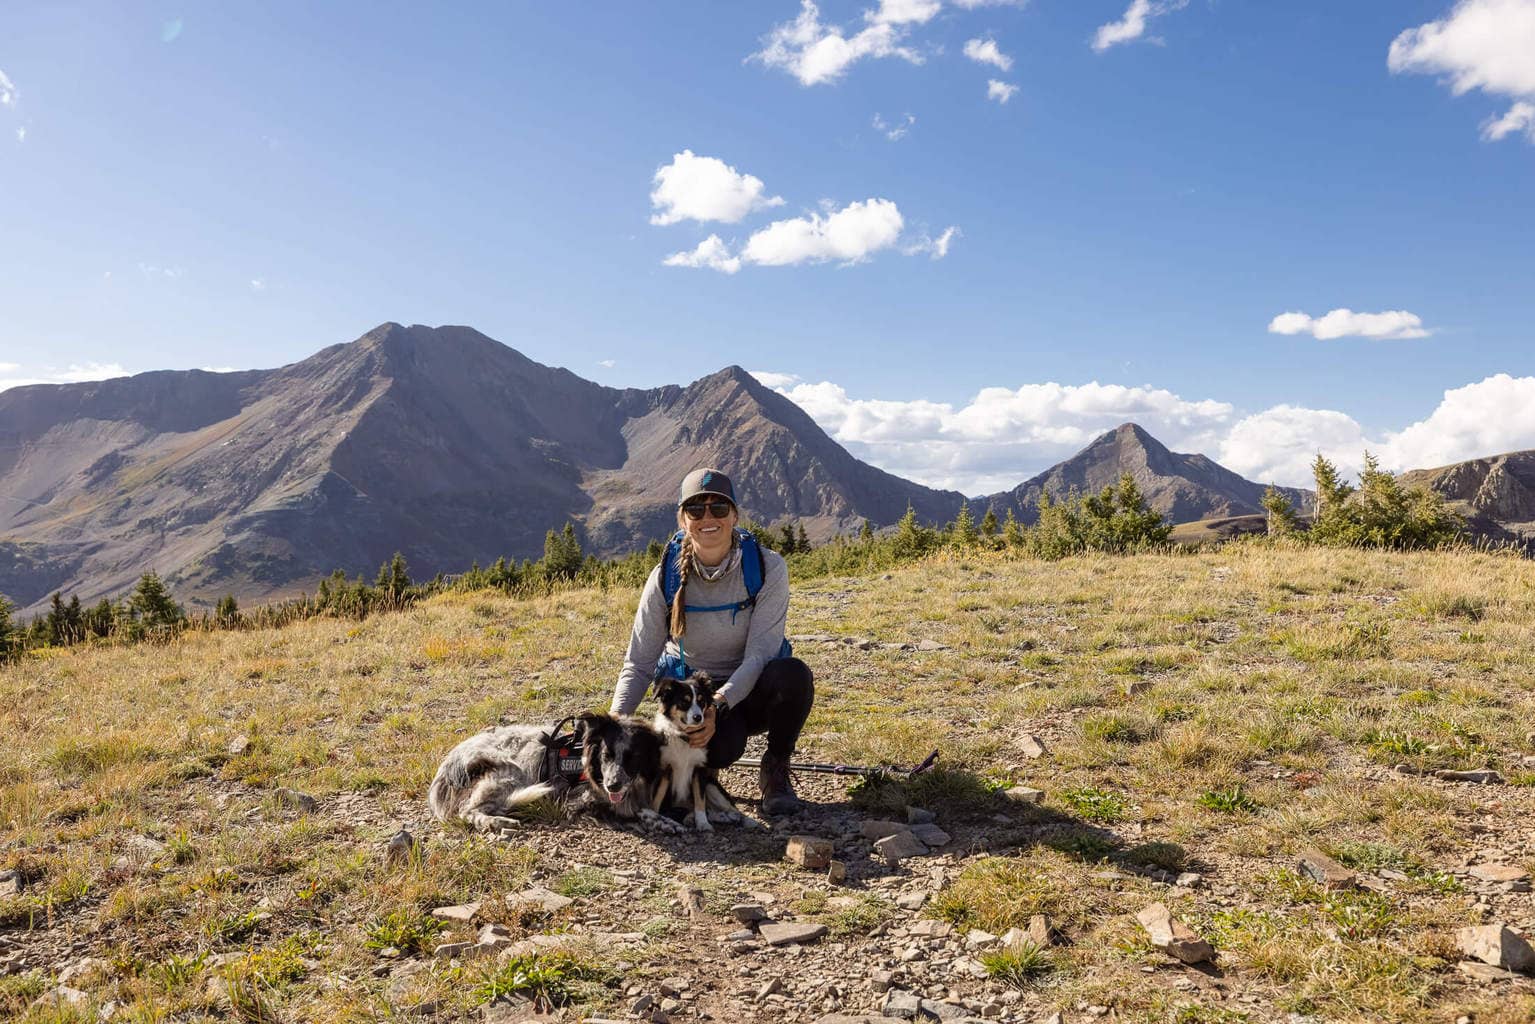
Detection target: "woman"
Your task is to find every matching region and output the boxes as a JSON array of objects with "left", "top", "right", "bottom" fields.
[{"left": 610, "top": 468, "right": 814, "bottom": 816}]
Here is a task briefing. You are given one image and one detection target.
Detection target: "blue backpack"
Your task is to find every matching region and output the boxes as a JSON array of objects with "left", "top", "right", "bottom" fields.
[{"left": 654, "top": 526, "right": 792, "bottom": 681}]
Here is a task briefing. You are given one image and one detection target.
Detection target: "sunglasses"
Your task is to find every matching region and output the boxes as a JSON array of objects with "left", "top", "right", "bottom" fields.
[{"left": 681, "top": 500, "right": 734, "bottom": 520}]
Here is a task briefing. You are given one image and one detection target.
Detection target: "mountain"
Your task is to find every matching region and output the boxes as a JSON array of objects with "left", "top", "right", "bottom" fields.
[
  {"left": 978, "top": 423, "right": 1312, "bottom": 525},
  {"left": 0, "top": 323, "right": 964, "bottom": 614},
  {"left": 1400, "top": 449, "right": 1535, "bottom": 549}
]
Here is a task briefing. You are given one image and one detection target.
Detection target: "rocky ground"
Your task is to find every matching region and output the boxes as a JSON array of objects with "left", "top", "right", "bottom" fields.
[{"left": 4, "top": 545, "right": 1535, "bottom": 1022}]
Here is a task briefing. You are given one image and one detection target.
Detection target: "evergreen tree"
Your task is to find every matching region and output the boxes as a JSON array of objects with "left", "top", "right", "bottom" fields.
[
  {"left": 0, "top": 594, "right": 15, "bottom": 662},
  {"left": 215, "top": 594, "right": 241, "bottom": 627},
  {"left": 778, "top": 521, "right": 798, "bottom": 555},
  {"left": 1002, "top": 508, "right": 1024, "bottom": 548},
  {"left": 375, "top": 552, "right": 412, "bottom": 602},
  {"left": 130, "top": 572, "right": 184, "bottom": 631},
  {"left": 541, "top": 524, "right": 583, "bottom": 580},
  {"left": 46, "top": 592, "right": 68, "bottom": 646},
  {"left": 859, "top": 518, "right": 874, "bottom": 541},
  {"left": 980, "top": 507, "right": 999, "bottom": 539},
  {"left": 950, "top": 500, "right": 978, "bottom": 548},
  {"left": 66, "top": 595, "right": 83, "bottom": 643},
  {"left": 85, "top": 598, "right": 115, "bottom": 638},
  {"left": 1309, "top": 452, "right": 1461, "bottom": 549},
  {"left": 1260, "top": 486, "right": 1300, "bottom": 536},
  {"left": 796, "top": 522, "right": 811, "bottom": 553}
]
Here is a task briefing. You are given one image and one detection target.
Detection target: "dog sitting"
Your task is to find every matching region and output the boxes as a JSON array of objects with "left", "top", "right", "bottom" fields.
[
  {"left": 651, "top": 673, "right": 741, "bottom": 831},
  {"left": 428, "top": 712, "right": 679, "bottom": 833}
]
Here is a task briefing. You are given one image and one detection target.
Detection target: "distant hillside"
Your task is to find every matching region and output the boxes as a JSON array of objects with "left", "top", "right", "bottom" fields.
[
  {"left": 0, "top": 323, "right": 964, "bottom": 614},
  {"left": 1400, "top": 449, "right": 1535, "bottom": 549},
  {"left": 977, "top": 423, "right": 1312, "bottom": 526}
]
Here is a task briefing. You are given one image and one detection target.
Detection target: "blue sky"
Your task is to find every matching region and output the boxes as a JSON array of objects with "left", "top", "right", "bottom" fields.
[{"left": 1, "top": 1, "right": 1532, "bottom": 493}]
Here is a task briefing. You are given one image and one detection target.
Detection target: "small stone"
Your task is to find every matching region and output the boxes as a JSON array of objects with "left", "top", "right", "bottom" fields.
[
  {"left": 632, "top": 994, "right": 655, "bottom": 1013},
  {"left": 677, "top": 883, "right": 706, "bottom": 917},
  {"left": 755, "top": 978, "right": 784, "bottom": 1001},
  {"left": 883, "top": 989, "right": 922, "bottom": 1019},
  {"left": 871, "top": 969, "right": 896, "bottom": 992},
  {"left": 917, "top": 639, "right": 948, "bottom": 652},
  {"left": 1174, "top": 872, "right": 1202, "bottom": 888},
  {"left": 728, "top": 929, "right": 755, "bottom": 941},
  {"left": 1298, "top": 849, "right": 1358, "bottom": 891},
  {"left": 384, "top": 830, "right": 417, "bottom": 865},
  {"left": 273, "top": 787, "right": 318, "bottom": 813},
  {"left": 1124, "top": 680, "right": 1151, "bottom": 696},
  {"left": 124, "top": 835, "right": 167, "bottom": 862},
  {"left": 227, "top": 735, "right": 252, "bottom": 756},
  {"left": 786, "top": 836, "right": 835, "bottom": 870},
  {"left": 431, "top": 902, "right": 481, "bottom": 923},
  {"left": 907, "top": 807, "right": 937, "bottom": 825},
  {"left": 1434, "top": 769, "right": 1505, "bottom": 784},
  {"left": 659, "top": 976, "right": 688, "bottom": 996},
  {"left": 1025, "top": 914, "right": 1054, "bottom": 947},
  {"left": 965, "top": 929, "right": 999, "bottom": 949},
  {"left": 1136, "top": 902, "right": 1215, "bottom": 964},
  {"left": 505, "top": 886, "right": 574, "bottom": 913},
  {"left": 431, "top": 941, "right": 472, "bottom": 961},
  {"left": 476, "top": 923, "right": 512, "bottom": 946},
  {"left": 910, "top": 824, "right": 951, "bottom": 848},
  {"left": 732, "top": 903, "right": 767, "bottom": 924},
  {"left": 896, "top": 892, "right": 927, "bottom": 910},
  {"left": 874, "top": 831, "right": 928, "bottom": 862},
  {"left": 862, "top": 820, "right": 912, "bottom": 840},
  {"left": 1469, "top": 864, "right": 1531, "bottom": 886},
  {"left": 1004, "top": 786, "right": 1044, "bottom": 804},
  {"left": 0, "top": 870, "right": 19, "bottom": 897},
  {"left": 1017, "top": 734, "right": 1049, "bottom": 759},
  {"left": 907, "top": 919, "right": 953, "bottom": 938},
  {"left": 1456, "top": 924, "right": 1535, "bottom": 974},
  {"left": 828, "top": 860, "right": 848, "bottom": 885},
  {"left": 759, "top": 922, "right": 829, "bottom": 946},
  {"left": 919, "top": 999, "right": 969, "bottom": 1021}
]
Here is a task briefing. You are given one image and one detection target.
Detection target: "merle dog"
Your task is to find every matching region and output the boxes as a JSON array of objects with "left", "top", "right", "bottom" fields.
[{"left": 428, "top": 712, "right": 681, "bottom": 833}]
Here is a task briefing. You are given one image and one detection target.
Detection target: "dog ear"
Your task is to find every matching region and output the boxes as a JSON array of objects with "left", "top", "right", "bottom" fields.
[
  {"left": 652, "top": 678, "right": 677, "bottom": 704},
  {"left": 575, "top": 712, "right": 608, "bottom": 739},
  {"left": 692, "top": 672, "right": 716, "bottom": 698}
]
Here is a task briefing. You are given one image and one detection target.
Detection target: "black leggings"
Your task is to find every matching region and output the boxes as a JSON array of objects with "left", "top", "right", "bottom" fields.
[{"left": 707, "top": 657, "right": 815, "bottom": 769}]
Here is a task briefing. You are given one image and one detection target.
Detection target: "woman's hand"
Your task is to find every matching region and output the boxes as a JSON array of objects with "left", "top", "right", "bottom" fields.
[{"left": 687, "top": 706, "right": 717, "bottom": 748}]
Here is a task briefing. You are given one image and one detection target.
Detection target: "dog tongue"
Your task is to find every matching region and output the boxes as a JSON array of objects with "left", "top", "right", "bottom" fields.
[{"left": 608, "top": 792, "right": 623, "bottom": 804}]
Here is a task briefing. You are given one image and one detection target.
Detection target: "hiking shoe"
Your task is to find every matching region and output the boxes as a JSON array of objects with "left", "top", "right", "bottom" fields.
[{"left": 758, "top": 753, "right": 804, "bottom": 816}]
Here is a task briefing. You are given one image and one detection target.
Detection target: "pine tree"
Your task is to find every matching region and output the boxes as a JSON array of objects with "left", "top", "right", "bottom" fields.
[
  {"left": 951, "top": 501, "right": 977, "bottom": 548},
  {"left": 859, "top": 518, "right": 874, "bottom": 541},
  {"left": 375, "top": 552, "right": 413, "bottom": 604},
  {"left": 1260, "top": 486, "right": 1300, "bottom": 536},
  {"left": 542, "top": 524, "right": 583, "bottom": 580},
  {"left": 980, "top": 507, "right": 999, "bottom": 539},
  {"left": 778, "top": 521, "right": 798, "bottom": 555},
  {"left": 130, "top": 572, "right": 184, "bottom": 631},
  {"left": 796, "top": 522, "right": 810, "bottom": 553},
  {"left": 0, "top": 594, "right": 15, "bottom": 662},
  {"left": 215, "top": 594, "right": 241, "bottom": 627},
  {"left": 1002, "top": 508, "right": 1024, "bottom": 548},
  {"left": 47, "top": 592, "right": 68, "bottom": 646}
]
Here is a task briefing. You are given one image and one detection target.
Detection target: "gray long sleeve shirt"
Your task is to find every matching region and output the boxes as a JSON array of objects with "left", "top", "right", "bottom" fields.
[{"left": 610, "top": 548, "right": 789, "bottom": 716}]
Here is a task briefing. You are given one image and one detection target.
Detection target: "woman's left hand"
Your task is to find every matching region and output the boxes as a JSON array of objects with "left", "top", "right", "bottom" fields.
[{"left": 687, "top": 706, "right": 716, "bottom": 748}]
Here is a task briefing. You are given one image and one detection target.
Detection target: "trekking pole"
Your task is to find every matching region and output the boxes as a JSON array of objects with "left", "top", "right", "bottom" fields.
[{"left": 735, "top": 749, "right": 939, "bottom": 779}]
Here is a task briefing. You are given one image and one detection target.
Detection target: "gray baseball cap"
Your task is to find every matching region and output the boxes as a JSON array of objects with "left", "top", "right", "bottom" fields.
[{"left": 679, "top": 468, "right": 736, "bottom": 506}]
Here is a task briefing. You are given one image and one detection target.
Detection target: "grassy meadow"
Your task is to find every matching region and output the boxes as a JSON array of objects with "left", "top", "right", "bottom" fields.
[{"left": 2, "top": 540, "right": 1534, "bottom": 1022}]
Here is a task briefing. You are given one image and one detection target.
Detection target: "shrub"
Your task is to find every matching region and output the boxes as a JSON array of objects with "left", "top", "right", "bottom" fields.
[{"left": 1309, "top": 453, "right": 1462, "bottom": 549}]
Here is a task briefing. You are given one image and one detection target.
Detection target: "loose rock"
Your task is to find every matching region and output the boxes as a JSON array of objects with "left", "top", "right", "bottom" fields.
[
  {"left": 910, "top": 824, "right": 951, "bottom": 847},
  {"left": 731, "top": 903, "right": 767, "bottom": 924},
  {"left": 875, "top": 831, "right": 928, "bottom": 863},
  {"left": 1456, "top": 924, "right": 1535, "bottom": 974},
  {"left": 1136, "top": 902, "right": 1215, "bottom": 964},
  {"left": 907, "top": 807, "right": 937, "bottom": 825},
  {"left": 1434, "top": 769, "right": 1505, "bottom": 784},
  {"left": 384, "top": 830, "right": 417, "bottom": 865},
  {"left": 505, "top": 887, "right": 574, "bottom": 914},
  {"left": 828, "top": 860, "right": 848, "bottom": 885},
  {"left": 1017, "top": 735, "right": 1049, "bottom": 759},
  {"left": 227, "top": 735, "right": 252, "bottom": 756},
  {"left": 759, "top": 922, "right": 829, "bottom": 946},
  {"left": 1297, "top": 849, "right": 1358, "bottom": 891},
  {"left": 1004, "top": 786, "right": 1045, "bottom": 804},
  {"left": 273, "top": 787, "right": 318, "bottom": 813},
  {"left": 431, "top": 903, "right": 481, "bottom": 923},
  {"left": 786, "top": 836, "right": 835, "bottom": 870}
]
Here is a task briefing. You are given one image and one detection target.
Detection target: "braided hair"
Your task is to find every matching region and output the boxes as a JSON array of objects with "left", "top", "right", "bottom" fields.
[{"left": 669, "top": 530, "right": 694, "bottom": 639}]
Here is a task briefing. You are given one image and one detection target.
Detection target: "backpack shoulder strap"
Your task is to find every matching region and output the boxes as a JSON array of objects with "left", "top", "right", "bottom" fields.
[
  {"left": 660, "top": 529, "right": 686, "bottom": 609},
  {"left": 737, "top": 528, "right": 766, "bottom": 600}
]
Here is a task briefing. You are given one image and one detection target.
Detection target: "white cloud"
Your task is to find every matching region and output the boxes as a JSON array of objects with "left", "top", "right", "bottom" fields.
[
  {"left": 137, "top": 263, "right": 184, "bottom": 280},
  {"left": 1380, "top": 374, "right": 1535, "bottom": 471},
  {"left": 250, "top": 278, "right": 266, "bottom": 291},
  {"left": 964, "top": 37, "right": 1013, "bottom": 71},
  {"left": 0, "top": 362, "right": 132, "bottom": 393},
  {"left": 1389, "top": 0, "right": 1535, "bottom": 143},
  {"left": 1482, "top": 99, "right": 1535, "bottom": 140},
  {"left": 953, "top": 0, "right": 1028, "bottom": 6},
  {"left": 750, "top": 368, "right": 1535, "bottom": 494},
  {"left": 752, "top": 0, "right": 927, "bottom": 86},
  {"left": 873, "top": 112, "right": 916, "bottom": 141},
  {"left": 1092, "top": 0, "right": 1188, "bottom": 53},
  {"left": 0, "top": 69, "right": 16, "bottom": 107},
  {"left": 1267, "top": 308, "right": 1431, "bottom": 341},
  {"left": 14, "top": 126, "right": 24, "bottom": 143},
  {"left": 987, "top": 79, "right": 1019, "bottom": 103},
  {"left": 649, "top": 150, "right": 784, "bottom": 226},
  {"left": 904, "top": 225, "right": 960, "bottom": 259},
  {"left": 740, "top": 198, "right": 905, "bottom": 267},
  {"left": 749, "top": 371, "right": 803, "bottom": 389},
  {"left": 662, "top": 234, "right": 742, "bottom": 274},
  {"left": 598, "top": 359, "right": 616, "bottom": 368}
]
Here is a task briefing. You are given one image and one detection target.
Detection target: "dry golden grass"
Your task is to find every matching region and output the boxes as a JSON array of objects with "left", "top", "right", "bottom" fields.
[{"left": 2, "top": 541, "right": 1534, "bottom": 1021}]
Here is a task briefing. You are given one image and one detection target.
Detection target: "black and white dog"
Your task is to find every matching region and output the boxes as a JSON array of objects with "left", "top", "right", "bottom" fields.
[
  {"left": 428, "top": 713, "right": 677, "bottom": 833},
  {"left": 651, "top": 673, "right": 741, "bottom": 831}
]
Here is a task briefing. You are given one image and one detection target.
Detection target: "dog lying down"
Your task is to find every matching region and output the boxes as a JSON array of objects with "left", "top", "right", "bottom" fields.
[{"left": 428, "top": 703, "right": 745, "bottom": 834}]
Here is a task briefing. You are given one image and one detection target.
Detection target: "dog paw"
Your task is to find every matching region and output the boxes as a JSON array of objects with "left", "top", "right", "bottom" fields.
[
  {"left": 707, "top": 809, "right": 744, "bottom": 826},
  {"left": 693, "top": 811, "right": 713, "bottom": 832},
  {"left": 478, "top": 815, "right": 520, "bottom": 833},
  {"left": 638, "top": 809, "right": 685, "bottom": 835}
]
